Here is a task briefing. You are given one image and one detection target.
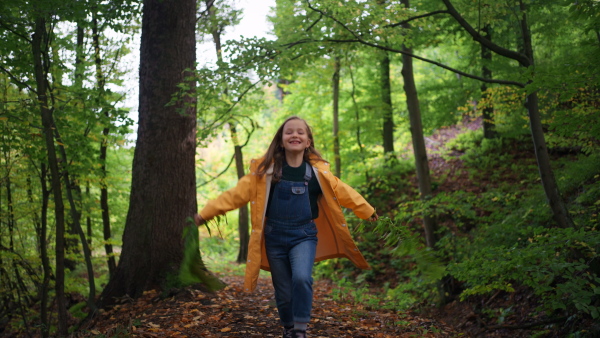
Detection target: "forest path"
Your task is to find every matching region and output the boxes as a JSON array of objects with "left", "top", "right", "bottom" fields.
[
  {"left": 81, "top": 275, "right": 460, "bottom": 337},
  {"left": 79, "top": 119, "right": 483, "bottom": 337}
]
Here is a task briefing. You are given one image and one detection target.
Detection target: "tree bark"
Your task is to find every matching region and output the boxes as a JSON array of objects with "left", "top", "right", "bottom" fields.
[
  {"left": 517, "top": 1, "right": 572, "bottom": 228},
  {"left": 380, "top": 52, "right": 395, "bottom": 154},
  {"left": 231, "top": 125, "right": 250, "bottom": 264},
  {"left": 332, "top": 56, "right": 341, "bottom": 178},
  {"left": 480, "top": 25, "right": 496, "bottom": 139},
  {"left": 37, "top": 164, "right": 51, "bottom": 338},
  {"left": 32, "top": 16, "right": 68, "bottom": 336},
  {"left": 99, "top": 0, "right": 203, "bottom": 306},
  {"left": 54, "top": 134, "right": 97, "bottom": 312},
  {"left": 400, "top": 0, "right": 438, "bottom": 248}
]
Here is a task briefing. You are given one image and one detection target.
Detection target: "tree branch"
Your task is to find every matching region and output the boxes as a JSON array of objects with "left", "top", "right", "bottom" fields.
[
  {"left": 440, "top": 0, "right": 530, "bottom": 66},
  {"left": 0, "top": 65, "right": 35, "bottom": 92},
  {"left": 306, "top": 13, "right": 323, "bottom": 32},
  {"left": 386, "top": 10, "right": 450, "bottom": 28},
  {"left": 197, "top": 153, "right": 236, "bottom": 186},
  {"left": 303, "top": 1, "right": 525, "bottom": 87},
  {"left": 0, "top": 19, "right": 32, "bottom": 43}
]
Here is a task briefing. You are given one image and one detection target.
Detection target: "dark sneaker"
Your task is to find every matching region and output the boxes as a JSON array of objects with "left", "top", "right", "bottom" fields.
[
  {"left": 292, "top": 329, "right": 307, "bottom": 338},
  {"left": 283, "top": 326, "right": 294, "bottom": 338}
]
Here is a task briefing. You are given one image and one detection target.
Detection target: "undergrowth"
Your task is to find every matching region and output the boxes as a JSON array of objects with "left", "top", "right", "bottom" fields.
[{"left": 330, "top": 133, "right": 600, "bottom": 336}]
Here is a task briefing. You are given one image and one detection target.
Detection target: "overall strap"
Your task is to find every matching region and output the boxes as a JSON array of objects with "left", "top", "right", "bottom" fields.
[{"left": 303, "top": 162, "right": 312, "bottom": 186}]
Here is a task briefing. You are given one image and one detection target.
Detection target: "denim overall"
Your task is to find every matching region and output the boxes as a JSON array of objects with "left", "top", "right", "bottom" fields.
[{"left": 264, "top": 163, "right": 318, "bottom": 326}]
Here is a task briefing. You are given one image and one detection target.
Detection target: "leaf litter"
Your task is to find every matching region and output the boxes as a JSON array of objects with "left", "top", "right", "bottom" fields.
[{"left": 79, "top": 275, "right": 460, "bottom": 337}]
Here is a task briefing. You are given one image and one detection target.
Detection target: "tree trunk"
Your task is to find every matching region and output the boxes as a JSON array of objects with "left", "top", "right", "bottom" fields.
[
  {"left": 380, "top": 52, "right": 395, "bottom": 154},
  {"left": 442, "top": 0, "right": 574, "bottom": 228},
  {"left": 37, "top": 164, "right": 51, "bottom": 338},
  {"left": 332, "top": 56, "right": 341, "bottom": 178},
  {"left": 231, "top": 125, "right": 250, "bottom": 264},
  {"left": 517, "top": 0, "right": 573, "bottom": 228},
  {"left": 204, "top": 0, "right": 250, "bottom": 264},
  {"left": 98, "top": 0, "right": 218, "bottom": 306},
  {"left": 400, "top": 0, "right": 438, "bottom": 248},
  {"left": 86, "top": 185, "right": 92, "bottom": 247},
  {"left": 348, "top": 64, "right": 369, "bottom": 181},
  {"left": 32, "top": 16, "right": 68, "bottom": 336},
  {"left": 54, "top": 135, "right": 97, "bottom": 311},
  {"left": 92, "top": 13, "right": 117, "bottom": 276},
  {"left": 480, "top": 25, "right": 496, "bottom": 139},
  {"left": 5, "top": 161, "right": 32, "bottom": 333}
]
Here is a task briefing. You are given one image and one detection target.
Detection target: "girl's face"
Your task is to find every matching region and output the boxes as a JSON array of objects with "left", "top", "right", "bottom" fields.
[{"left": 281, "top": 119, "right": 311, "bottom": 154}]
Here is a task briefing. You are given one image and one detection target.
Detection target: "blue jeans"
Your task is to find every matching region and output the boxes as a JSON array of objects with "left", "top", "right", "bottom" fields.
[{"left": 265, "top": 220, "right": 318, "bottom": 326}]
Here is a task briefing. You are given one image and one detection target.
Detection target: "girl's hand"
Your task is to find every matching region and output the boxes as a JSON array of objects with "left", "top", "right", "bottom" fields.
[
  {"left": 194, "top": 213, "right": 205, "bottom": 226},
  {"left": 369, "top": 212, "right": 379, "bottom": 222}
]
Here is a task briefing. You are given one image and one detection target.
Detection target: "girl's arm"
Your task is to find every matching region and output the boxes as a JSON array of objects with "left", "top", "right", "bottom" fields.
[
  {"left": 197, "top": 173, "right": 254, "bottom": 222},
  {"left": 331, "top": 176, "right": 377, "bottom": 220}
]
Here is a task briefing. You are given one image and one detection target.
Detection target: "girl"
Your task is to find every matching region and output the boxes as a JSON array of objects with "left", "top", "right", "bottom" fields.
[{"left": 195, "top": 116, "right": 378, "bottom": 338}]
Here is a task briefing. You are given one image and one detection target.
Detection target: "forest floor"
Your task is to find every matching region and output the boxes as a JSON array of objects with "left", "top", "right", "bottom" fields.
[
  {"left": 77, "top": 275, "right": 461, "bottom": 337},
  {"left": 74, "top": 119, "right": 489, "bottom": 338},
  {"left": 13, "top": 117, "right": 568, "bottom": 337},
  {"left": 73, "top": 121, "right": 494, "bottom": 338}
]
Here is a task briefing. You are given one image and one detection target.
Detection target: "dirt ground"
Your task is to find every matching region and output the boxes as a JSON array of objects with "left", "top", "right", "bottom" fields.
[{"left": 77, "top": 275, "right": 461, "bottom": 337}]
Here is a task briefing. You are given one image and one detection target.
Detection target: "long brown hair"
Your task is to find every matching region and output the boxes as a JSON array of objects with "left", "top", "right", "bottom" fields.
[{"left": 257, "top": 116, "right": 324, "bottom": 181}]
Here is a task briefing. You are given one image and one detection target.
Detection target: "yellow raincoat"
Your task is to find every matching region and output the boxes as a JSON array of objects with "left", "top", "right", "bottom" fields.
[{"left": 199, "top": 156, "right": 374, "bottom": 292}]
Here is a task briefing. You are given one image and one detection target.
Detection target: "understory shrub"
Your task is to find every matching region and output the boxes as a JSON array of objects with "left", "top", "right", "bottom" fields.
[{"left": 448, "top": 226, "right": 600, "bottom": 318}]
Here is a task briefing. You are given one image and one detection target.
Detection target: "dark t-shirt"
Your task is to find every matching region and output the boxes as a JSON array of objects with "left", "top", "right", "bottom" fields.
[{"left": 267, "top": 161, "right": 322, "bottom": 219}]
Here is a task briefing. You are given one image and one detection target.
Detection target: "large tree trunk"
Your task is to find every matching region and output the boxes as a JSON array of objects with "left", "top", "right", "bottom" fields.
[
  {"left": 332, "top": 56, "right": 341, "bottom": 177},
  {"left": 99, "top": 0, "right": 204, "bottom": 306},
  {"left": 32, "top": 16, "right": 68, "bottom": 336},
  {"left": 380, "top": 52, "right": 395, "bottom": 154},
  {"left": 400, "top": 0, "right": 438, "bottom": 248},
  {"left": 480, "top": 25, "right": 496, "bottom": 139}
]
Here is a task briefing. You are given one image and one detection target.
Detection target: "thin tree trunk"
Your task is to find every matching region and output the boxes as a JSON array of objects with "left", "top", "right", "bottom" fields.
[
  {"left": 32, "top": 16, "right": 68, "bottom": 336},
  {"left": 54, "top": 130, "right": 97, "bottom": 312},
  {"left": 37, "top": 163, "right": 51, "bottom": 338},
  {"left": 481, "top": 25, "right": 496, "bottom": 139},
  {"left": 231, "top": 125, "right": 250, "bottom": 264},
  {"left": 93, "top": 13, "right": 117, "bottom": 276},
  {"left": 5, "top": 158, "right": 32, "bottom": 334},
  {"left": 400, "top": 0, "right": 438, "bottom": 248},
  {"left": 517, "top": 0, "right": 573, "bottom": 228},
  {"left": 442, "top": 0, "right": 574, "bottom": 228},
  {"left": 348, "top": 64, "right": 369, "bottom": 182},
  {"left": 204, "top": 0, "right": 250, "bottom": 263},
  {"left": 380, "top": 52, "right": 395, "bottom": 154},
  {"left": 86, "top": 185, "right": 92, "bottom": 246},
  {"left": 332, "top": 56, "right": 341, "bottom": 178}
]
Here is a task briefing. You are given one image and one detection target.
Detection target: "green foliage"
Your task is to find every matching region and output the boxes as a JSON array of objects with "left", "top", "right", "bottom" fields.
[
  {"left": 69, "top": 302, "right": 88, "bottom": 320},
  {"left": 445, "top": 132, "right": 513, "bottom": 171},
  {"left": 444, "top": 129, "right": 483, "bottom": 154},
  {"left": 352, "top": 217, "right": 447, "bottom": 309},
  {"left": 449, "top": 227, "right": 600, "bottom": 317},
  {"left": 435, "top": 152, "right": 600, "bottom": 323},
  {"left": 178, "top": 219, "right": 227, "bottom": 292}
]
